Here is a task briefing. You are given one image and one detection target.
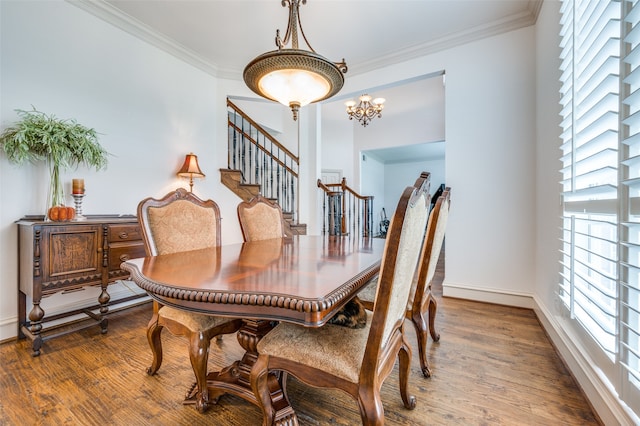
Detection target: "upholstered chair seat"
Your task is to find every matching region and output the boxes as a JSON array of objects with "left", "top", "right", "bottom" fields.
[
  {"left": 257, "top": 311, "right": 373, "bottom": 383},
  {"left": 157, "top": 305, "right": 233, "bottom": 331}
]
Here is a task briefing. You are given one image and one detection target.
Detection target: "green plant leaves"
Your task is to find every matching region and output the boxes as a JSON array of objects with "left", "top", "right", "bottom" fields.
[{"left": 0, "top": 107, "right": 109, "bottom": 170}]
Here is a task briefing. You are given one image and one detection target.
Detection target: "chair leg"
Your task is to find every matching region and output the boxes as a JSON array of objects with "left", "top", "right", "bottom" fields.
[
  {"left": 146, "top": 314, "right": 163, "bottom": 376},
  {"left": 398, "top": 340, "right": 417, "bottom": 410},
  {"left": 410, "top": 310, "right": 432, "bottom": 378},
  {"left": 357, "top": 387, "right": 385, "bottom": 426},
  {"left": 427, "top": 292, "right": 440, "bottom": 342},
  {"left": 188, "top": 331, "right": 211, "bottom": 413}
]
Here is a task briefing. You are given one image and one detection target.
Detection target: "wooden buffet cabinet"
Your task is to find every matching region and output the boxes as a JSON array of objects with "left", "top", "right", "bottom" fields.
[{"left": 17, "top": 215, "right": 147, "bottom": 356}]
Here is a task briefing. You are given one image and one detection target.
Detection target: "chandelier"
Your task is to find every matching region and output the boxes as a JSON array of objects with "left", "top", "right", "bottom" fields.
[
  {"left": 345, "top": 95, "right": 386, "bottom": 127},
  {"left": 243, "top": 0, "right": 347, "bottom": 121}
]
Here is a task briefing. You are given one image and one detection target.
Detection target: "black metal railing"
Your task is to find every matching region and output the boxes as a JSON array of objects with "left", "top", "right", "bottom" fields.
[
  {"left": 317, "top": 178, "right": 373, "bottom": 237},
  {"left": 227, "top": 99, "right": 299, "bottom": 218}
]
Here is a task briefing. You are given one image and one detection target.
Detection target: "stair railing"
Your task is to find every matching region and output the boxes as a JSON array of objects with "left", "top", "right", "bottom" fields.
[
  {"left": 317, "top": 178, "right": 373, "bottom": 237},
  {"left": 227, "top": 99, "right": 299, "bottom": 219}
]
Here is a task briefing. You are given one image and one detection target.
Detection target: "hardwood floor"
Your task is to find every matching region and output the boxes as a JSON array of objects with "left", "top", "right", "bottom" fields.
[{"left": 0, "top": 250, "right": 600, "bottom": 425}]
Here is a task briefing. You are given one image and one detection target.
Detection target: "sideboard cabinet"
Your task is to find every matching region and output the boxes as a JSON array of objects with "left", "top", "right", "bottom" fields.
[{"left": 17, "top": 215, "right": 147, "bottom": 356}]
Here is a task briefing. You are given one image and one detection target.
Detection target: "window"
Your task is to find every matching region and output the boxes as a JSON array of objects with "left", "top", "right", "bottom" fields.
[{"left": 560, "top": 0, "right": 640, "bottom": 415}]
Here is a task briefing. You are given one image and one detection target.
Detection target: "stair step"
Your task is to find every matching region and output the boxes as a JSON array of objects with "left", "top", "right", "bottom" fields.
[{"left": 220, "top": 168, "right": 307, "bottom": 236}]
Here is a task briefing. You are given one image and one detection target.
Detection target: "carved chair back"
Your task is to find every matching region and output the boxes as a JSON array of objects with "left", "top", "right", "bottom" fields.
[
  {"left": 237, "top": 194, "right": 287, "bottom": 242},
  {"left": 138, "top": 188, "right": 221, "bottom": 255},
  {"left": 362, "top": 178, "right": 430, "bottom": 376}
]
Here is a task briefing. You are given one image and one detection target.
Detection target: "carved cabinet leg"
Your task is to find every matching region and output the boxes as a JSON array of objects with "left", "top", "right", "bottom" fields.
[{"left": 28, "top": 302, "right": 45, "bottom": 357}]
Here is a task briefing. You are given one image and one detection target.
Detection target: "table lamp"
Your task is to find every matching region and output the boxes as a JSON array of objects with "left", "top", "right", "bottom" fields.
[{"left": 177, "top": 152, "right": 205, "bottom": 192}]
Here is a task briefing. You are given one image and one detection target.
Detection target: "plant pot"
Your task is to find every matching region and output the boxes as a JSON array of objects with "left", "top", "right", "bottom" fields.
[{"left": 46, "top": 161, "right": 75, "bottom": 221}]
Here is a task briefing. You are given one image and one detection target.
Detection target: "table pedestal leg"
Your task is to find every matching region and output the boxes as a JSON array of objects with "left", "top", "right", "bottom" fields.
[{"left": 184, "top": 319, "right": 298, "bottom": 424}]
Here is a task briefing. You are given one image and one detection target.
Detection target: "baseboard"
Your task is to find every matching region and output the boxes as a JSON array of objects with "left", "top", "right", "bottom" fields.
[{"left": 443, "top": 281, "right": 534, "bottom": 308}]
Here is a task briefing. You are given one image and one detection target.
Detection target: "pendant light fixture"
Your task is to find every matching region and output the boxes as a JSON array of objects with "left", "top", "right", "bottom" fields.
[
  {"left": 243, "top": 0, "right": 347, "bottom": 121},
  {"left": 345, "top": 94, "right": 386, "bottom": 127}
]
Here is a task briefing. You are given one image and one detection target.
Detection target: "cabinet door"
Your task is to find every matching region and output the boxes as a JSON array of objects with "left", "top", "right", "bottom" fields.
[{"left": 41, "top": 224, "right": 103, "bottom": 295}]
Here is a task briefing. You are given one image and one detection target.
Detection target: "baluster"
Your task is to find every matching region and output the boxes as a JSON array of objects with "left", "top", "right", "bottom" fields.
[
  {"left": 282, "top": 168, "right": 288, "bottom": 212},
  {"left": 253, "top": 132, "right": 259, "bottom": 185},
  {"left": 240, "top": 118, "right": 246, "bottom": 182},
  {"left": 276, "top": 155, "right": 281, "bottom": 204},
  {"left": 269, "top": 145, "right": 274, "bottom": 200},
  {"left": 291, "top": 173, "right": 296, "bottom": 223}
]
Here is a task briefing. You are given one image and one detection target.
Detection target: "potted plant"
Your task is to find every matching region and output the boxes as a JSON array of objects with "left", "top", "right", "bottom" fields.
[{"left": 0, "top": 107, "right": 109, "bottom": 220}]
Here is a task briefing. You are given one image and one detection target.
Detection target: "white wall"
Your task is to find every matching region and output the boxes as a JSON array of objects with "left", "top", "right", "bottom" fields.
[
  {"left": 383, "top": 157, "right": 446, "bottom": 218},
  {"left": 359, "top": 153, "right": 385, "bottom": 235},
  {"left": 343, "top": 27, "right": 536, "bottom": 305},
  {"left": 321, "top": 116, "right": 354, "bottom": 178}
]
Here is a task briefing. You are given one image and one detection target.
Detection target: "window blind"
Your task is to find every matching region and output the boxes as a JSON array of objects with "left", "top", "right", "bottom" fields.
[
  {"left": 559, "top": 0, "right": 620, "bottom": 359},
  {"left": 621, "top": 0, "right": 640, "bottom": 407},
  {"left": 560, "top": 0, "right": 640, "bottom": 414}
]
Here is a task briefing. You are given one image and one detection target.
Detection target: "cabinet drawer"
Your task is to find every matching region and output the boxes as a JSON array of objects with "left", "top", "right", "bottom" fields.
[
  {"left": 109, "top": 241, "right": 146, "bottom": 271},
  {"left": 108, "top": 224, "right": 142, "bottom": 242}
]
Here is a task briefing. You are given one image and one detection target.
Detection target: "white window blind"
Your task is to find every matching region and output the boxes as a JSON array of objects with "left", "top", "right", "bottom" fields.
[
  {"left": 621, "top": 0, "right": 640, "bottom": 407},
  {"left": 560, "top": 0, "right": 640, "bottom": 414}
]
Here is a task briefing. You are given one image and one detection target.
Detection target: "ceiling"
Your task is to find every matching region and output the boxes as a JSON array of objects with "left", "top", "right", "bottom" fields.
[
  {"left": 77, "top": 0, "right": 542, "bottom": 79},
  {"left": 72, "top": 0, "right": 541, "bottom": 165}
]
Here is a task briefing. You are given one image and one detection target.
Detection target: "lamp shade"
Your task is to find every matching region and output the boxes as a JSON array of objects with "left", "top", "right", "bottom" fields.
[
  {"left": 177, "top": 153, "right": 205, "bottom": 178},
  {"left": 244, "top": 49, "right": 344, "bottom": 110},
  {"left": 177, "top": 153, "right": 204, "bottom": 192}
]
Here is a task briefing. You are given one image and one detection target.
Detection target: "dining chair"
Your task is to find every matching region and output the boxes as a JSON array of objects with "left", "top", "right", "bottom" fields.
[
  {"left": 359, "top": 184, "right": 451, "bottom": 378},
  {"left": 250, "top": 179, "right": 431, "bottom": 425},
  {"left": 237, "top": 193, "right": 288, "bottom": 242},
  {"left": 137, "top": 188, "right": 243, "bottom": 413}
]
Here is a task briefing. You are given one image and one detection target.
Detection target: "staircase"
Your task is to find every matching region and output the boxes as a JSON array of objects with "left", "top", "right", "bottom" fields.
[
  {"left": 222, "top": 99, "right": 306, "bottom": 236},
  {"left": 317, "top": 177, "right": 374, "bottom": 237},
  {"left": 220, "top": 168, "right": 306, "bottom": 235}
]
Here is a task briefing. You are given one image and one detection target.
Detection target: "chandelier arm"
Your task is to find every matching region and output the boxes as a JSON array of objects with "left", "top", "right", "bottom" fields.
[
  {"left": 295, "top": 1, "right": 317, "bottom": 53},
  {"left": 365, "top": 108, "right": 378, "bottom": 119},
  {"left": 350, "top": 107, "right": 365, "bottom": 121},
  {"left": 278, "top": 0, "right": 293, "bottom": 48},
  {"left": 335, "top": 59, "right": 348, "bottom": 73},
  {"left": 290, "top": 0, "right": 299, "bottom": 49}
]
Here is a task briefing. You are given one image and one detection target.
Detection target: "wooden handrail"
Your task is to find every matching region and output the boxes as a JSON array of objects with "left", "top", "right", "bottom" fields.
[
  {"left": 226, "top": 98, "right": 299, "bottom": 218},
  {"left": 227, "top": 99, "right": 299, "bottom": 163},
  {"left": 228, "top": 120, "right": 298, "bottom": 178},
  {"left": 322, "top": 178, "right": 371, "bottom": 200},
  {"left": 317, "top": 177, "right": 373, "bottom": 237}
]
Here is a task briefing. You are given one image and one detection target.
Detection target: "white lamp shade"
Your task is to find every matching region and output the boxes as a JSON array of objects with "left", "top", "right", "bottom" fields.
[{"left": 258, "top": 69, "right": 331, "bottom": 108}]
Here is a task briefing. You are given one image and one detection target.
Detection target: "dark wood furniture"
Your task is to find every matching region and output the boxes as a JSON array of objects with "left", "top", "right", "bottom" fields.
[
  {"left": 121, "top": 235, "right": 385, "bottom": 422},
  {"left": 359, "top": 175, "right": 452, "bottom": 378},
  {"left": 17, "top": 215, "right": 147, "bottom": 356},
  {"left": 250, "top": 182, "right": 429, "bottom": 425},
  {"left": 137, "top": 188, "right": 243, "bottom": 413}
]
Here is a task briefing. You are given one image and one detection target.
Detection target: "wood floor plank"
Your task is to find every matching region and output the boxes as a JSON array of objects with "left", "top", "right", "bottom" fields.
[{"left": 0, "top": 250, "right": 600, "bottom": 425}]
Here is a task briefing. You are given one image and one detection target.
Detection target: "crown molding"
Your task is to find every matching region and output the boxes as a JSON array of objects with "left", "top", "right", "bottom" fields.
[
  {"left": 67, "top": 0, "right": 543, "bottom": 80},
  {"left": 349, "top": 1, "right": 542, "bottom": 75},
  {"left": 66, "top": 0, "right": 237, "bottom": 78}
]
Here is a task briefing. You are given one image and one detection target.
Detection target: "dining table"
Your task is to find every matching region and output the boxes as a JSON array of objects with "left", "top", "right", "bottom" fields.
[{"left": 120, "top": 234, "right": 385, "bottom": 422}]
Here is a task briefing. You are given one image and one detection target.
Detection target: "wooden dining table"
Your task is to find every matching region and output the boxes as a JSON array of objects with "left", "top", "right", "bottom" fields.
[{"left": 121, "top": 235, "right": 385, "bottom": 421}]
